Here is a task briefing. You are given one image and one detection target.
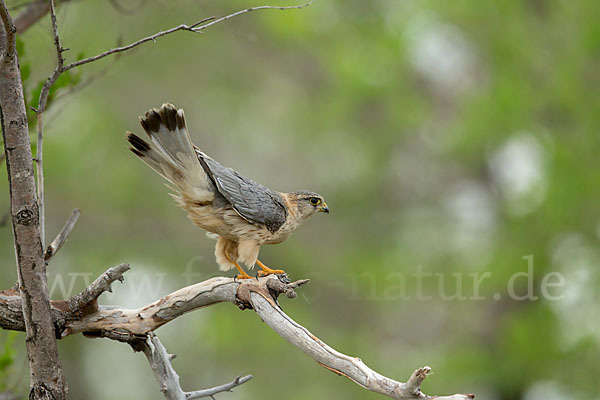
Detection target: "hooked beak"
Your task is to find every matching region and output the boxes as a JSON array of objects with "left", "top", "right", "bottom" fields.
[{"left": 319, "top": 203, "right": 329, "bottom": 214}]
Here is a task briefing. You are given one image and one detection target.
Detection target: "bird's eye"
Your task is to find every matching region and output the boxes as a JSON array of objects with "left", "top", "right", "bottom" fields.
[{"left": 310, "top": 197, "right": 321, "bottom": 206}]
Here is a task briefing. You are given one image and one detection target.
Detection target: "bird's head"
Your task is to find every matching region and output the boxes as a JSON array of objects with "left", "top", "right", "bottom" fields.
[{"left": 287, "top": 190, "right": 329, "bottom": 220}]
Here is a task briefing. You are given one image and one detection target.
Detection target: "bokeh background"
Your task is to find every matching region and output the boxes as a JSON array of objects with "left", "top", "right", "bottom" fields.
[{"left": 1, "top": 0, "right": 599, "bottom": 399}]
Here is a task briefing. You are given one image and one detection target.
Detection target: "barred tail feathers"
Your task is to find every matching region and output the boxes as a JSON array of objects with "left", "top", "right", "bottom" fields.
[{"left": 126, "top": 103, "right": 213, "bottom": 203}]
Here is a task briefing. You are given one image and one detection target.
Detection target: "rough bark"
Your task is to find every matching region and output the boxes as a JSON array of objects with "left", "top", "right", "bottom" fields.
[{"left": 0, "top": 2, "right": 67, "bottom": 399}]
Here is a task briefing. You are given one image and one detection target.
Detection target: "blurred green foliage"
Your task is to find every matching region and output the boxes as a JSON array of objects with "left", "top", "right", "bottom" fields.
[
  {"left": 0, "top": 332, "right": 16, "bottom": 392},
  {"left": 1, "top": 0, "right": 599, "bottom": 399}
]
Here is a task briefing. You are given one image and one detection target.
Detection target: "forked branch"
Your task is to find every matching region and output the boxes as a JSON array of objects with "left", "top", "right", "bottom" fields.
[
  {"left": 0, "top": 268, "right": 474, "bottom": 400},
  {"left": 44, "top": 208, "right": 80, "bottom": 261},
  {"left": 137, "top": 333, "right": 252, "bottom": 400}
]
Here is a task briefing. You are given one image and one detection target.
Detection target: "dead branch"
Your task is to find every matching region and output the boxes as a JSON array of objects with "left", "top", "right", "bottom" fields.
[
  {"left": 137, "top": 332, "right": 252, "bottom": 400},
  {"left": 62, "top": 3, "right": 311, "bottom": 72},
  {"left": 185, "top": 375, "right": 253, "bottom": 399},
  {"left": 248, "top": 291, "right": 473, "bottom": 400},
  {"left": 65, "top": 263, "right": 130, "bottom": 317},
  {"left": 44, "top": 208, "right": 80, "bottom": 261},
  {"left": 35, "top": 0, "right": 63, "bottom": 245},
  {"left": 138, "top": 332, "right": 187, "bottom": 400},
  {"left": 65, "top": 276, "right": 241, "bottom": 337},
  {"left": 0, "top": 268, "right": 474, "bottom": 400},
  {"left": 0, "top": 263, "right": 130, "bottom": 335}
]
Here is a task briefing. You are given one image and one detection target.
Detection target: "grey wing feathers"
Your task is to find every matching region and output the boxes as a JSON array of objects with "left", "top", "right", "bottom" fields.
[{"left": 195, "top": 148, "right": 288, "bottom": 233}]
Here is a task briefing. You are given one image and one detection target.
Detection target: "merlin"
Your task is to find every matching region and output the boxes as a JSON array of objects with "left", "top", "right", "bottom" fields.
[{"left": 126, "top": 103, "right": 329, "bottom": 279}]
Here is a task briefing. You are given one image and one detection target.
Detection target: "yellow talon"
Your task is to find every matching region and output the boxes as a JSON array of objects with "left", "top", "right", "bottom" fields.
[
  {"left": 256, "top": 260, "right": 285, "bottom": 276},
  {"left": 235, "top": 272, "right": 254, "bottom": 280},
  {"left": 225, "top": 254, "right": 253, "bottom": 280}
]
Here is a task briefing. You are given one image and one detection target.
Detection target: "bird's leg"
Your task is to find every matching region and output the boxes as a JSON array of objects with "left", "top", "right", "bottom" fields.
[
  {"left": 225, "top": 254, "right": 253, "bottom": 280},
  {"left": 256, "top": 259, "right": 286, "bottom": 276},
  {"left": 234, "top": 263, "right": 253, "bottom": 280}
]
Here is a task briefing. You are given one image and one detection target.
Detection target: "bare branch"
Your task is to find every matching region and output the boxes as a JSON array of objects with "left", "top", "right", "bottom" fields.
[
  {"left": 191, "top": 3, "right": 312, "bottom": 31},
  {"left": 65, "top": 276, "right": 240, "bottom": 336},
  {"left": 63, "top": 23, "right": 194, "bottom": 71},
  {"left": 63, "top": 3, "right": 311, "bottom": 72},
  {"left": 0, "top": 0, "right": 17, "bottom": 56},
  {"left": 0, "top": 270, "right": 473, "bottom": 399},
  {"left": 185, "top": 375, "right": 253, "bottom": 399},
  {"left": 35, "top": 0, "right": 64, "bottom": 246},
  {"left": 139, "top": 333, "right": 187, "bottom": 400},
  {"left": 47, "top": 0, "right": 64, "bottom": 73},
  {"left": 44, "top": 208, "right": 80, "bottom": 261},
  {"left": 247, "top": 286, "right": 474, "bottom": 400},
  {"left": 65, "top": 263, "right": 130, "bottom": 317},
  {"left": 137, "top": 333, "right": 253, "bottom": 400}
]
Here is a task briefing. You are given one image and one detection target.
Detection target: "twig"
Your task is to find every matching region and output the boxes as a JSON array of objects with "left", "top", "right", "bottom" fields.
[
  {"left": 61, "top": 24, "right": 197, "bottom": 71},
  {"left": 44, "top": 208, "right": 80, "bottom": 261},
  {"left": 63, "top": 3, "right": 311, "bottom": 72},
  {"left": 65, "top": 263, "right": 130, "bottom": 317},
  {"left": 138, "top": 333, "right": 253, "bottom": 400},
  {"left": 35, "top": 0, "right": 64, "bottom": 247},
  {"left": 191, "top": 3, "right": 311, "bottom": 31},
  {"left": 185, "top": 375, "right": 253, "bottom": 399},
  {"left": 0, "top": 0, "right": 17, "bottom": 56}
]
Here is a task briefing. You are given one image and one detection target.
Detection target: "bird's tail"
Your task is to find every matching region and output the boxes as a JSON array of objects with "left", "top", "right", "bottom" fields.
[{"left": 126, "top": 103, "right": 214, "bottom": 203}]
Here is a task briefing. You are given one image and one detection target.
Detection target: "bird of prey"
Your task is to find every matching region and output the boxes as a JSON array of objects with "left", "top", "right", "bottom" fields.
[{"left": 126, "top": 103, "right": 329, "bottom": 279}]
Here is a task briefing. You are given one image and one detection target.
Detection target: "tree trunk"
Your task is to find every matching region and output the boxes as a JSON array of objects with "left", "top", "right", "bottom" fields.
[{"left": 0, "top": 4, "right": 67, "bottom": 399}]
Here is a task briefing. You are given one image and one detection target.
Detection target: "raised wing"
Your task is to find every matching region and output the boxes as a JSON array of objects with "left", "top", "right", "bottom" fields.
[{"left": 195, "top": 148, "right": 287, "bottom": 233}]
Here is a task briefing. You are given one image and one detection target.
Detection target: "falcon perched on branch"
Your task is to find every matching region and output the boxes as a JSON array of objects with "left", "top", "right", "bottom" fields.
[{"left": 126, "top": 103, "right": 329, "bottom": 279}]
